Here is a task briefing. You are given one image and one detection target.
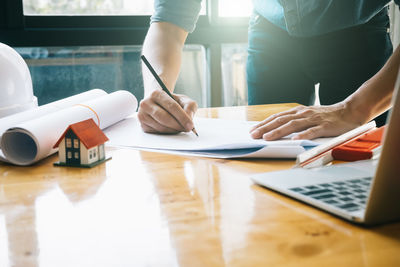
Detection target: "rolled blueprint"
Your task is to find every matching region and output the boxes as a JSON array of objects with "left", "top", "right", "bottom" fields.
[
  {"left": 0, "top": 89, "right": 107, "bottom": 142},
  {"left": 1, "top": 90, "right": 137, "bottom": 165}
]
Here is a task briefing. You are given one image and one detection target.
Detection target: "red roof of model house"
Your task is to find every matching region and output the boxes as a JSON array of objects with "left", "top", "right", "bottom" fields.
[{"left": 53, "top": 118, "right": 109, "bottom": 149}]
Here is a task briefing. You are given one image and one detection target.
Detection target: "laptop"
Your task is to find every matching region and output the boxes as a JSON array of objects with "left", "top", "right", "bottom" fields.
[{"left": 251, "top": 70, "right": 400, "bottom": 225}]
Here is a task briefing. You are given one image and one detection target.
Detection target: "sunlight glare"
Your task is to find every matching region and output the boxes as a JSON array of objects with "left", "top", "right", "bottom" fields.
[{"left": 219, "top": 0, "right": 253, "bottom": 17}]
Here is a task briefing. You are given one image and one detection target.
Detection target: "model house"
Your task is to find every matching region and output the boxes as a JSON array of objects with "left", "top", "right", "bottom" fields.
[{"left": 53, "top": 118, "right": 109, "bottom": 167}]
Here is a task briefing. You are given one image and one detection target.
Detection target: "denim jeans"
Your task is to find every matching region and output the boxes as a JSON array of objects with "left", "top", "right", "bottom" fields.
[{"left": 246, "top": 8, "right": 393, "bottom": 126}]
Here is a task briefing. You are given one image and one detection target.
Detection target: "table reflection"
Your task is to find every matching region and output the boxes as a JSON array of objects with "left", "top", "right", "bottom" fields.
[{"left": 1, "top": 103, "right": 400, "bottom": 267}]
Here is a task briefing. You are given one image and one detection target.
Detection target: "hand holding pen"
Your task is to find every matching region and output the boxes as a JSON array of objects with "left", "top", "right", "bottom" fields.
[{"left": 139, "top": 55, "right": 199, "bottom": 136}]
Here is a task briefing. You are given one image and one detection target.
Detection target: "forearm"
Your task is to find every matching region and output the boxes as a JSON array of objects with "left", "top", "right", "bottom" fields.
[
  {"left": 142, "top": 22, "right": 188, "bottom": 96},
  {"left": 344, "top": 45, "right": 400, "bottom": 124},
  {"left": 249, "top": 45, "right": 400, "bottom": 141}
]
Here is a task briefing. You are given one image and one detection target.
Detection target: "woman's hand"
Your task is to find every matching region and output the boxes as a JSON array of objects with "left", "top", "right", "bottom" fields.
[
  {"left": 249, "top": 102, "right": 364, "bottom": 141},
  {"left": 138, "top": 90, "right": 198, "bottom": 134}
]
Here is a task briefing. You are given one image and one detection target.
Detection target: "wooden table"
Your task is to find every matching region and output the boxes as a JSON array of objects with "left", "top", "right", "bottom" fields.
[{"left": 1, "top": 104, "right": 400, "bottom": 267}]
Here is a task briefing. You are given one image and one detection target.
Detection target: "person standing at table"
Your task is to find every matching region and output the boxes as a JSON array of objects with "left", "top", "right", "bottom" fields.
[
  {"left": 138, "top": 0, "right": 399, "bottom": 135},
  {"left": 250, "top": 44, "right": 400, "bottom": 141}
]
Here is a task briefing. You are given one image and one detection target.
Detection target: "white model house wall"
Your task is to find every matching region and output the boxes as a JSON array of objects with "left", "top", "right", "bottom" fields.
[
  {"left": 58, "top": 139, "right": 66, "bottom": 163},
  {"left": 80, "top": 145, "right": 99, "bottom": 165}
]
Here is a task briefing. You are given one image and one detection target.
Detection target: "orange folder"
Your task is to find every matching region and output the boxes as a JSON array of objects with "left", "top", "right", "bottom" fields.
[{"left": 332, "top": 126, "right": 386, "bottom": 161}]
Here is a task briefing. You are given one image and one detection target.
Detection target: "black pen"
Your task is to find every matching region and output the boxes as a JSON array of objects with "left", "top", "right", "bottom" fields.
[{"left": 141, "top": 55, "right": 198, "bottom": 136}]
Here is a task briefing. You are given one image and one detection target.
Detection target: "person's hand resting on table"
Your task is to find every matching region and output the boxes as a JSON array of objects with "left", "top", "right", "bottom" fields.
[
  {"left": 249, "top": 103, "right": 364, "bottom": 140},
  {"left": 250, "top": 45, "right": 400, "bottom": 141}
]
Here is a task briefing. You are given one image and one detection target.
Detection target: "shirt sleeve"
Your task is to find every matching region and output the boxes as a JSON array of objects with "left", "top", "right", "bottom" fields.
[{"left": 151, "top": 0, "right": 202, "bottom": 33}]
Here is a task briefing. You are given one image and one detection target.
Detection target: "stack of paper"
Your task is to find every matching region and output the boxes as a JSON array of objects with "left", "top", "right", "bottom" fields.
[{"left": 105, "top": 115, "right": 331, "bottom": 159}]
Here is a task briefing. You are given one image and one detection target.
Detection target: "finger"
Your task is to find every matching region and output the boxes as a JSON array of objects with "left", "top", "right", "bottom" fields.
[
  {"left": 139, "top": 97, "right": 185, "bottom": 132},
  {"left": 293, "top": 123, "right": 353, "bottom": 140},
  {"left": 292, "top": 125, "right": 325, "bottom": 140},
  {"left": 261, "top": 118, "right": 315, "bottom": 141},
  {"left": 250, "top": 113, "right": 306, "bottom": 139},
  {"left": 174, "top": 93, "right": 197, "bottom": 117},
  {"left": 140, "top": 122, "right": 158, "bottom": 134},
  {"left": 154, "top": 91, "right": 194, "bottom": 131},
  {"left": 174, "top": 94, "right": 198, "bottom": 126},
  {"left": 182, "top": 100, "right": 198, "bottom": 119},
  {"left": 250, "top": 106, "right": 304, "bottom": 132},
  {"left": 139, "top": 112, "right": 180, "bottom": 134}
]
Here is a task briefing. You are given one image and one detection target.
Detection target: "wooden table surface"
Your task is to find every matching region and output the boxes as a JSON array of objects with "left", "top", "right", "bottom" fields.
[{"left": 1, "top": 104, "right": 400, "bottom": 267}]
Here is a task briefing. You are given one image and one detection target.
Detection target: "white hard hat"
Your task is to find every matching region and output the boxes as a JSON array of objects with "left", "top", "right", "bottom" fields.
[{"left": 0, "top": 42, "right": 38, "bottom": 118}]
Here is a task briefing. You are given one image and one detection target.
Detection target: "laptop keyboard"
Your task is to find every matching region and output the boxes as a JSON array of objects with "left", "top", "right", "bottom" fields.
[{"left": 289, "top": 177, "right": 372, "bottom": 212}]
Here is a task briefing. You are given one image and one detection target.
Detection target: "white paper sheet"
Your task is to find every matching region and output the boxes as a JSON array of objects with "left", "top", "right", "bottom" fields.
[{"left": 105, "top": 115, "right": 331, "bottom": 159}]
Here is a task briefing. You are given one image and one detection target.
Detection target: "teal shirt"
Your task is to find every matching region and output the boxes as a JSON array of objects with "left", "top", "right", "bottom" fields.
[
  {"left": 253, "top": 0, "right": 286, "bottom": 31},
  {"left": 151, "top": 0, "right": 399, "bottom": 37}
]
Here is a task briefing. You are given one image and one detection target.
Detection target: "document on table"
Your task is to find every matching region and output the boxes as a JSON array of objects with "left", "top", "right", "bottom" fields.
[{"left": 105, "top": 115, "right": 332, "bottom": 159}]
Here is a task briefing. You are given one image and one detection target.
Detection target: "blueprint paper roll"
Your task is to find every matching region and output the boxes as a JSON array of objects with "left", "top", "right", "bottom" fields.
[
  {"left": 0, "top": 89, "right": 107, "bottom": 142},
  {"left": 0, "top": 90, "right": 137, "bottom": 166}
]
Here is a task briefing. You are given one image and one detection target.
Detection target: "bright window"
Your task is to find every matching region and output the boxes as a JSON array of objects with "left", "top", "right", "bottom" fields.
[
  {"left": 221, "top": 44, "right": 248, "bottom": 106},
  {"left": 219, "top": 0, "right": 252, "bottom": 17},
  {"left": 12, "top": 1, "right": 245, "bottom": 108},
  {"left": 18, "top": 45, "right": 207, "bottom": 107},
  {"left": 23, "top": 0, "right": 154, "bottom": 15},
  {"left": 23, "top": 0, "right": 206, "bottom": 16}
]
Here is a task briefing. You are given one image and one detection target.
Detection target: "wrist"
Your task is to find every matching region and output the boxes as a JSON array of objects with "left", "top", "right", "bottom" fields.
[
  {"left": 144, "top": 76, "right": 174, "bottom": 98},
  {"left": 342, "top": 91, "right": 373, "bottom": 125}
]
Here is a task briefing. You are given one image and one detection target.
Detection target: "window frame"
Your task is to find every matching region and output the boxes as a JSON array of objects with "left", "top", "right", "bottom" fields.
[
  {"left": 73, "top": 139, "right": 79, "bottom": 149},
  {"left": 0, "top": 0, "right": 249, "bottom": 107},
  {"left": 66, "top": 138, "right": 72, "bottom": 148}
]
